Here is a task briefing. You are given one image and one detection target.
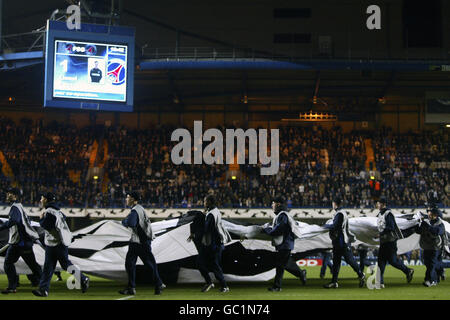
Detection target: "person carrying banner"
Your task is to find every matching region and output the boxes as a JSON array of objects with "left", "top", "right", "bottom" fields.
[
  {"left": 119, "top": 191, "right": 165, "bottom": 296},
  {"left": 416, "top": 207, "right": 445, "bottom": 287},
  {"left": 195, "top": 194, "right": 231, "bottom": 293},
  {"left": 263, "top": 196, "right": 302, "bottom": 292},
  {"left": 320, "top": 249, "right": 333, "bottom": 279},
  {"left": 376, "top": 196, "right": 414, "bottom": 288},
  {"left": 0, "top": 188, "right": 42, "bottom": 294},
  {"left": 32, "top": 192, "right": 89, "bottom": 297},
  {"left": 322, "top": 197, "right": 365, "bottom": 288}
]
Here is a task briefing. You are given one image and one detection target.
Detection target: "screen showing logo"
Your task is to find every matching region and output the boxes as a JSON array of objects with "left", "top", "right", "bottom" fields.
[{"left": 107, "top": 58, "right": 126, "bottom": 85}]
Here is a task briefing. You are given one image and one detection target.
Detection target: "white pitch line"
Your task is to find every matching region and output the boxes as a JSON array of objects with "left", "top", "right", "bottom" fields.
[{"left": 116, "top": 295, "right": 134, "bottom": 300}]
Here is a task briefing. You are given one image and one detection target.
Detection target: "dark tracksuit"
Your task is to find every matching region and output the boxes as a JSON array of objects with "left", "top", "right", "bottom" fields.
[
  {"left": 320, "top": 250, "right": 333, "bottom": 277},
  {"left": 90, "top": 68, "right": 102, "bottom": 82},
  {"left": 264, "top": 212, "right": 295, "bottom": 289},
  {"left": 436, "top": 248, "right": 446, "bottom": 281},
  {"left": 415, "top": 219, "right": 445, "bottom": 283},
  {"left": 377, "top": 209, "right": 409, "bottom": 284},
  {"left": 0, "top": 205, "right": 42, "bottom": 289},
  {"left": 358, "top": 246, "right": 371, "bottom": 273},
  {"left": 197, "top": 212, "right": 227, "bottom": 288},
  {"left": 39, "top": 204, "right": 87, "bottom": 292},
  {"left": 323, "top": 211, "right": 363, "bottom": 283},
  {"left": 122, "top": 209, "right": 162, "bottom": 289},
  {"left": 436, "top": 231, "right": 448, "bottom": 280}
]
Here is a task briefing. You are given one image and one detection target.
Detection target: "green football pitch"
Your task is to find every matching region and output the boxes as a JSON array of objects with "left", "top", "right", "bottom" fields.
[{"left": 0, "top": 265, "right": 448, "bottom": 300}]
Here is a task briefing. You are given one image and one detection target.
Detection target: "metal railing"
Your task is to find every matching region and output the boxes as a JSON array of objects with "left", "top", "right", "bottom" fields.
[{"left": 142, "top": 46, "right": 450, "bottom": 62}]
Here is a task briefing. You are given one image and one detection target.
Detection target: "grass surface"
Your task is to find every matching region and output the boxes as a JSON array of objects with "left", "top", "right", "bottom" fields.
[{"left": 0, "top": 265, "right": 449, "bottom": 300}]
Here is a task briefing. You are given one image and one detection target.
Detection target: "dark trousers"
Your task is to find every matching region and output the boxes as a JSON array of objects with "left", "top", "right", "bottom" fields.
[
  {"left": 436, "top": 249, "right": 444, "bottom": 281},
  {"left": 125, "top": 242, "right": 162, "bottom": 289},
  {"left": 423, "top": 249, "right": 440, "bottom": 283},
  {"left": 197, "top": 244, "right": 227, "bottom": 287},
  {"left": 320, "top": 251, "right": 333, "bottom": 277},
  {"left": 331, "top": 245, "right": 363, "bottom": 283},
  {"left": 4, "top": 244, "right": 42, "bottom": 290},
  {"left": 378, "top": 241, "right": 409, "bottom": 284},
  {"left": 39, "top": 244, "right": 87, "bottom": 292},
  {"left": 273, "top": 249, "right": 291, "bottom": 288},
  {"left": 358, "top": 249, "right": 368, "bottom": 273}
]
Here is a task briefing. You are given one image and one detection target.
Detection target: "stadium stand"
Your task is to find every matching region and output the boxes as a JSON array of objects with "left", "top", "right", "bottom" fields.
[{"left": 0, "top": 117, "right": 447, "bottom": 209}]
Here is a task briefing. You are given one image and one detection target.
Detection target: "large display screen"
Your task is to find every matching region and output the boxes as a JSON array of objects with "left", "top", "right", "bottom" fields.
[
  {"left": 44, "top": 20, "right": 135, "bottom": 112},
  {"left": 53, "top": 40, "right": 128, "bottom": 102}
]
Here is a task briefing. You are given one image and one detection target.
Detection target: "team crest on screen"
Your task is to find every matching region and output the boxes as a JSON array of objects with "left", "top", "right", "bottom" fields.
[
  {"left": 85, "top": 45, "right": 97, "bottom": 56},
  {"left": 107, "top": 58, "right": 126, "bottom": 85}
]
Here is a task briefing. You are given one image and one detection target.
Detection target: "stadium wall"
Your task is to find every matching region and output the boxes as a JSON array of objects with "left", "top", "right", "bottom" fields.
[{"left": 0, "top": 104, "right": 443, "bottom": 133}]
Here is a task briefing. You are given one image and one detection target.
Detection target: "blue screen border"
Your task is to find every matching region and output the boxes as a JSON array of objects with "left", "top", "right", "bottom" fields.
[{"left": 44, "top": 20, "right": 135, "bottom": 112}]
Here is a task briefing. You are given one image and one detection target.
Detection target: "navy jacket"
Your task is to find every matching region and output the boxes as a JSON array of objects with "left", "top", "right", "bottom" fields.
[
  {"left": 203, "top": 212, "right": 222, "bottom": 251},
  {"left": 189, "top": 210, "right": 206, "bottom": 249},
  {"left": 39, "top": 203, "right": 66, "bottom": 232},
  {"left": 264, "top": 212, "right": 295, "bottom": 251},
  {"left": 416, "top": 218, "right": 445, "bottom": 250},
  {"left": 323, "top": 210, "right": 346, "bottom": 248},
  {"left": 122, "top": 209, "right": 151, "bottom": 245},
  {"left": 0, "top": 205, "right": 32, "bottom": 246}
]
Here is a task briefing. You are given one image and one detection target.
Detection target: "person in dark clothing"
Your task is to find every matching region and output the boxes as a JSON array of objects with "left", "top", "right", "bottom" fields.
[
  {"left": 191, "top": 195, "right": 230, "bottom": 293},
  {"left": 357, "top": 244, "right": 372, "bottom": 274},
  {"left": 188, "top": 210, "right": 206, "bottom": 250},
  {"left": 119, "top": 191, "right": 164, "bottom": 295},
  {"left": 54, "top": 271, "right": 63, "bottom": 281},
  {"left": 376, "top": 196, "right": 414, "bottom": 288},
  {"left": 90, "top": 61, "right": 102, "bottom": 83},
  {"left": 285, "top": 257, "right": 307, "bottom": 285},
  {"left": 323, "top": 197, "right": 365, "bottom": 288},
  {"left": 32, "top": 193, "right": 89, "bottom": 297},
  {"left": 0, "top": 188, "right": 42, "bottom": 294},
  {"left": 415, "top": 207, "right": 445, "bottom": 287},
  {"left": 320, "top": 249, "right": 333, "bottom": 279},
  {"left": 263, "top": 196, "right": 297, "bottom": 292}
]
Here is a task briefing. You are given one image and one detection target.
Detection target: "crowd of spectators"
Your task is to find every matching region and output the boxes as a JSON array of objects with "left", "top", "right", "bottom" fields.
[{"left": 0, "top": 117, "right": 448, "bottom": 209}]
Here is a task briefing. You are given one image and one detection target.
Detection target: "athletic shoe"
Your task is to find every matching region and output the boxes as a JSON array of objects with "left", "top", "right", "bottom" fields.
[
  {"left": 32, "top": 289, "right": 48, "bottom": 297},
  {"left": 81, "top": 277, "right": 90, "bottom": 293},
  {"left": 220, "top": 286, "right": 230, "bottom": 293},
  {"left": 359, "top": 274, "right": 366, "bottom": 288},
  {"left": 201, "top": 283, "right": 214, "bottom": 292},
  {"left": 406, "top": 268, "right": 414, "bottom": 283},
  {"left": 118, "top": 288, "right": 136, "bottom": 295},
  {"left": 1, "top": 288, "right": 16, "bottom": 294},
  {"left": 423, "top": 281, "right": 432, "bottom": 287},
  {"left": 319, "top": 274, "right": 325, "bottom": 280},
  {"left": 300, "top": 269, "right": 307, "bottom": 285},
  {"left": 376, "top": 284, "right": 385, "bottom": 289},
  {"left": 155, "top": 284, "right": 165, "bottom": 295},
  {"left": 323, "top": 282, "right": 338, "bottom": 289},
  {"left": 267, "top": 287, "right": 282, "bottom": 292}
]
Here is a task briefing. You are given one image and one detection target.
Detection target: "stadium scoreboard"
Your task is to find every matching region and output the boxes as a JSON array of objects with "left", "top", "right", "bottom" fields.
[{"left": 44, "top": 20, "right": 135, "bottom": 112}]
